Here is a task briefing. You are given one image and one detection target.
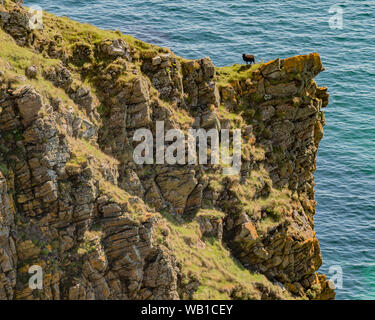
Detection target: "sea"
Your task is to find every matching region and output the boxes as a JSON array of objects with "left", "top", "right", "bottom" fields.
[{"left": 23, "top": 0, "right": 375, "bottom": 300}]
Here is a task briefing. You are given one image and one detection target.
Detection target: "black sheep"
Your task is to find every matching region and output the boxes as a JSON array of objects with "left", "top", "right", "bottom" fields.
[{"left": 242, "top": 54, "right": 255, "bottom": 65}]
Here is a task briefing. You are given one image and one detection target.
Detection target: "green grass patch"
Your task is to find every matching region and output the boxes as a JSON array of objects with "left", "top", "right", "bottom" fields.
[
  {"left": 161, "top": 212, "right": 273, "bottom": 299},
  {"left": 216, "top": 62, "right": 264, "bottom": 86}
]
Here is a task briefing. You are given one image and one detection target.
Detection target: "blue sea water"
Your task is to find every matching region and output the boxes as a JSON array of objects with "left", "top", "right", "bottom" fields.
[{"left": 23, "top": 0, "right": 375, "bottom": 300}]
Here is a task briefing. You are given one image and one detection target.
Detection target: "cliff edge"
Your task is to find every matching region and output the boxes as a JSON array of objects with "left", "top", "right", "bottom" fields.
[{"left": 0, "top": 0, "right": 334, "bottom": 300}]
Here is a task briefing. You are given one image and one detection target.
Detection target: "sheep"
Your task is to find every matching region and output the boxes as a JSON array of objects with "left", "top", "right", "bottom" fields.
[{"left": 242, "top": 54, "right": 255, "bottom": 65}]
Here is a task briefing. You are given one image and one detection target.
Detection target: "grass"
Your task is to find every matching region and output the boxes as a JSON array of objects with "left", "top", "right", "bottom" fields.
[
  {"left": 173, "top": 108, "right": 194, "bottom": 128},
  {"left": 0, "top": 29, "right": 58, "bottom": 73},
  {"left": 67, "top": 137, "right": 119, "bottom": 166},
  {"left": 64, "top": 137, "right": 144, "bottom": 210},
  {"left": 77, "top": 230, "right": 103, "bottom": 255},
  {"left": 224, "top": 163, "right": 294, "bottom": 228},
  {"left": 98, "top": 180, "right": 130, "bottom": 204},
  {"left": 159, "top": 212, "right": 284, "bottom": 299},
  {"left": 216, "top": 62, "right": 264, "bottom": 86},
  {"left": 217, "top": 105, "right": 245, "bottom": 129},
  {"left": 196, "top": 208, "right": 225, "bottom": 219},
  {"left": 36, "top": 12, "right": 120, "bottom": 48},
  {"left": 29, "top": 5, "right": 166, "bottom": 65},
  {"left": 0, "top": 29, "right": 89, "bottom": 120}
]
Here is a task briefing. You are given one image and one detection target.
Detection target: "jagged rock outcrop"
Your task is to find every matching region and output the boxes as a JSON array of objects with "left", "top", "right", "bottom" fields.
[
  {"left": 219, "top": 56, "right": 328, "bottom": 288},
  {"left": 0, "top": 0, "right": 334, "bottom": 300}
]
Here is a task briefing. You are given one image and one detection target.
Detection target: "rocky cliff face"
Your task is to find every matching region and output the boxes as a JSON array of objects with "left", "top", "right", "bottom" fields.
[{"left": 0, "top": 0, "right": 334, "bottom": 300}]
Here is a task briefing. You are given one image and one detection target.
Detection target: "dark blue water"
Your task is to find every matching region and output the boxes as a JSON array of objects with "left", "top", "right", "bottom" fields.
[{"left": 24, "top": 0, "right": 375, "bottom": 299}]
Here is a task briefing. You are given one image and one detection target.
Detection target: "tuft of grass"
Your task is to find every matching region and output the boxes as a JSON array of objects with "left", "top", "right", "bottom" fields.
[
  {"left": 67, "top": 137, "right": 119, "bottom": 166},
  {"left": 160, "top": 212, "right": 280, "bottom": 300},
  {"left": 77, "top": 230, "right": 103, "bottom": 255},
  {"left": 216, "top": 62, "right": 264, "bottom": 86},
  {"left": 196, "top": 208, "right": 225, "bottom": 219},
  {"left": 0, "top": 30, "right": 88, "bottom": 119},
  {"left": 173, "top": 109, "right": 194, "bottom": 127},
  {"left": 217, "top": 105, "right": 245, "bottom": 129},
  {"left": 0, "top": 29, "right": 57, "bottom": 72}
]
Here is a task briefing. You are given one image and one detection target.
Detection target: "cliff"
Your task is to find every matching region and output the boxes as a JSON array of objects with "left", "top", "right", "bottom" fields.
[{"left": 0, "top": 0, "right": 334, "bottom": 300}]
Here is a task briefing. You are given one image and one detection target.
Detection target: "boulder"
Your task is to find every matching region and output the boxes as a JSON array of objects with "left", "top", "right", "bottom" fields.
[
  {"left": 25, "top": 65, "right": 38, "bottom": 79},
  {"left": 14, "top": 86, "right": 43, "bottom": 126}
]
